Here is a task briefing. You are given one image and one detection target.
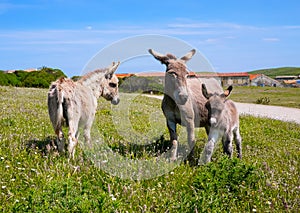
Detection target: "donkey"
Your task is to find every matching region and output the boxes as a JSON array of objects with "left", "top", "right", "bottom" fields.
[
  {"left": 199, "top": 84, "right": 242, "bottom": 165},
  {"left": 148, "top": 49, "right": 223, "bottom": 162},
  {"left": 48, "top": 62, "right": 120, "bottom": 159}
]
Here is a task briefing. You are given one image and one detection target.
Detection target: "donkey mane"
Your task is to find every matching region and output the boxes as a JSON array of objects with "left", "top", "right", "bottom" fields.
[
  {"left": 166, "top": 53, "right": 177, "bottom": 59},
  {"left": 77, "top": 68, "right": 111, "bottom": 98},
  {"left": 78, "top": 68, "right": 107, "bottom": 84},
  {"left": 168, "top": 62, "right": 186, "bottom": 72}
]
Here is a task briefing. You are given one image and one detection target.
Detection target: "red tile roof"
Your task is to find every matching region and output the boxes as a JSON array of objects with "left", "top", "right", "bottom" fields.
[
  {"left": 116, "top": 73, "right": 135, "bottom": 78},
  {"left": 117, "top": 72, "right": 251, "bottom": 78},
  {"left": 249, "top": 74, "right": 261, "bottom": 80},
  {"left": 198, "top": 72, "right": 249, "bottom": 77}
]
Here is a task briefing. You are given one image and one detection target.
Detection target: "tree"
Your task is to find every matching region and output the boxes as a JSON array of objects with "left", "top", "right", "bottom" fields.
[{"left": 0, "top": 67, "right": 67, "bottom": 88}]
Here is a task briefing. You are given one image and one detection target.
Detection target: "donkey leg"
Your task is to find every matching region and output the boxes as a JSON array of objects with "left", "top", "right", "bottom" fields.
[
  {"left": 222, "top": 131, "right": 233, "bottom": 158},
  {"left": 67, "top": 120, "right": 79, "bottom": 159},
  {"left": 68, "top": 132, "right": 78, "bottom": 159},
  {"left": 234, "top": 127, "right": 242, "bottom": 159},
  {"left": 204, "top": 125, "right": 210, "bottom": 136},
  {"left": 84, "top": 114, "right": 95, "bottom": 148},
  {"left": 55, "top": 128, "right": 65, "bottom": 153},
  {"left": 167, "top": 120, "right": 178, "bottom": 161},
  {"left": 83, "top": 125, "right": 92, "bottom": 149},
  {"left": 199, "top": 129, "right": 219, "bottom": 165},
  {"left": 186, "top": 122, "right": 196, "bottom": 163}
]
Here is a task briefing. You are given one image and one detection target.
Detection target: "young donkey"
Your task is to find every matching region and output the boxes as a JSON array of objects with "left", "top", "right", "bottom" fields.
[
  {"left": 149, "top": 49, "right": 223, "bottom": 162},
  {"left": 199, "top": 84, "right": 242, "bottom": 165},
  {"left": 48, "top": 62, "right": 120, "bottom": 158}
]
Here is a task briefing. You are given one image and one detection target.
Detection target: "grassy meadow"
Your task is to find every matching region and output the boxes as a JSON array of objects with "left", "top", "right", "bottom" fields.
[
  {"left": 0, "top": 86, "right": 299, "bottom": 212},
  {"left": 229, "top": 86, "right": 300, "bottom": 109},
  {"left": 248, "top": 67, "right": 300, "bottom": 79}
]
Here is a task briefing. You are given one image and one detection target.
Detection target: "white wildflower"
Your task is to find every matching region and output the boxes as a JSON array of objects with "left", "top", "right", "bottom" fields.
[{"left": 110, "top": 194, "right": 116, "bottom": 201}]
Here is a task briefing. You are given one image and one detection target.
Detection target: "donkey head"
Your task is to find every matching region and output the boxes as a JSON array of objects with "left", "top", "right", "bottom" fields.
[
  {"left": 149, "top": 49, "right": 196, "bottom": 105},
  {"left": 102, "top": 61, "right": 120, "bottom": 105},
  {"left": 202, "top": 84, "right": 233, "bottom": 127}
]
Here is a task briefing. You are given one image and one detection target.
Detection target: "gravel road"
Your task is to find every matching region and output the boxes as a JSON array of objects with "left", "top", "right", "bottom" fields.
[
  {"left": 235, "top": 102, "right": 300, "bottom": 124},
  {"left": 145, "top": 95, "right": 300, "bottom": 124}
]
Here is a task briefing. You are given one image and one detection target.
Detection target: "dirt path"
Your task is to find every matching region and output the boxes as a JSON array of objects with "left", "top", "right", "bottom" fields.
[
  {"left": 145, "top": 95, "right": 300, "bottom": 124},
  {"left": 235, "top": 102, "right": 300, "bottom": 124}
]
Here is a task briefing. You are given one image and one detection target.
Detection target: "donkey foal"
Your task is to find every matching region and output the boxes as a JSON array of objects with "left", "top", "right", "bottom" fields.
[
  {"left": 48, "top": 62, "right": 120, "bottom": 159},
  {"left": 199, "top": 84, "right": 242, "bottom": 165}
]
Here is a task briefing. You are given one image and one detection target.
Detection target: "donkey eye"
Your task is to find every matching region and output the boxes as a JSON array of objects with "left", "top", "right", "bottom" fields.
[
  {"left": 109, "top": 83, "right": 117, "bottom": 88},
  {"left": 168, "top": 71, "right": 177, "bottom": 77}
]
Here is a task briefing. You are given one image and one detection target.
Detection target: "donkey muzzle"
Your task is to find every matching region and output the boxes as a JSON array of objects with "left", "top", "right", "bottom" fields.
[
  {"left": 178, "top": 93, "right": 188, "bottom": 104},
  {"left": 111, "top": 96, "right": 120, "bottom": 105},
  {"left": 210, "top": 117, "right": 217, "bottom": 126},
  {"left": 174, "top": 87, "right": 188, "bottom": 105}
]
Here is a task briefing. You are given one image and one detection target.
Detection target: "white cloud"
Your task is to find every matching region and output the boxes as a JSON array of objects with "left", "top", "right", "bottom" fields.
[
  {"left": 283, "top": 25, "right": 300, "bottom": 29},
  {"left": 86, "top": 26, "right": 93, "bottom": 30},
  {"left": 1, "top": 20, "right": 299, "bottom": 76},
  {"left": 262, "top": 38, "right": 280, "bottom": 42},
  {"left": 205, "top": 38, "right": 219, "bottom": 43},
  {"left": 0, "top": 2, "right": 38, "bottom": 14}
]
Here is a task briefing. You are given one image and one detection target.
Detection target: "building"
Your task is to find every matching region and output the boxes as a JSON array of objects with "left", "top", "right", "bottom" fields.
[
  {"left": 275, "top": 75, "right": 298, "bottom": 81},
  {"left": 197, "top": 72, "right": 249, "bottom": 86},
  {"left": 283, "top": 79, "right": 300, "bottom": 87},
  {"left": 250, "top": 74, "right": 282, "bottom": 87},
  {"left": 116, "top": 73, "right": 135, "bottom": 78},
  {"left": 116, "top": 71, "right": 284, "bottom": 87}
]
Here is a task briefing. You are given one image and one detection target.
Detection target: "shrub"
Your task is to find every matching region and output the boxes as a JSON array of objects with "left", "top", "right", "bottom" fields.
[{"left": 255, "top": 96, "right": 270, "bottom": 105}]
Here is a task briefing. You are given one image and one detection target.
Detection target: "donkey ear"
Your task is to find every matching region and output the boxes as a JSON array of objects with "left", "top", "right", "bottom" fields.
[
  {"left": 180, "top": 49, "right": 196, "bottom": 62},
  {"left": 202, "top": 83, "right": 211, "bottom": 99},
  {"left": 223, "top": 85, "right": 233, "bottom": 97},
  {"left": 105, "top": 61, "right": 120, "bottom": 79},
  {"left": 148, "top": 49, "right": 170, "bottom": 64}
]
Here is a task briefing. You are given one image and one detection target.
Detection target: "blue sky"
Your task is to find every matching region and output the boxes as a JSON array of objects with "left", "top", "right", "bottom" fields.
[{"left": 1, "top": 0, "right": 300, "bottom": 77}]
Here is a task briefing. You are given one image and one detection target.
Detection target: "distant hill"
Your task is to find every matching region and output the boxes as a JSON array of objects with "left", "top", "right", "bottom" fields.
[
  {"left": 0, "top": 67, "right": 66, "bottom": 88},
  {"left": 248, "top": 67, "right": 300, "bottom": 78}
]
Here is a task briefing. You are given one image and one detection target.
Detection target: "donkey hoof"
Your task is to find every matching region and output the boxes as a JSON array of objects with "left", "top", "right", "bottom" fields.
[{"left": 170, "top": 156, "right": 177, "bottom": 162}]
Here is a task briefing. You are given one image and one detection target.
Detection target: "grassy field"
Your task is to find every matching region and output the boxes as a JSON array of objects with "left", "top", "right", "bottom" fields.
[
  {"left": 0, "top": 86, "right": 299, "bottom": 212},
  {"left": 230, "top": 86, "right": 300, "bottom": 109},
  {"left": 248, "top": 67, "right": 300, "bottom": 79}
]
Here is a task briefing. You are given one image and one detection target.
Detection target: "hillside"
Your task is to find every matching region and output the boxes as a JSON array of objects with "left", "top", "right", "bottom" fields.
[
  {"left": 248, "top": 67, "right": 300, "bottom": 78},
  {"left": 0, "top": 67, "right": 66, "bottom": 88}
]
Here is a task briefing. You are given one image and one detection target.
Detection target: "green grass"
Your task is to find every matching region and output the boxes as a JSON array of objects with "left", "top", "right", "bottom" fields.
[
  {"left": 230, "top": 86, "right": 300, "bottom": 108},
  {"left": 248, "top": 67, "right": 300, "bottom": 78},
  {"left": 0, "top": 86, "right": 299, "bottom": 212}
]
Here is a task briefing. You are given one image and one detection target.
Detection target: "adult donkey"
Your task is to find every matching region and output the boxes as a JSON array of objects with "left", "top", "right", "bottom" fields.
[
  {"left": 48, "top": 62, "right": 120, "bottom": 159},
  {"left": 149, "top": 49, "right": 222, "bottom": 162}
]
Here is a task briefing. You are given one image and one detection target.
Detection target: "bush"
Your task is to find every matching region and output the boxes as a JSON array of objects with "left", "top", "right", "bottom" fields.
[
  {"left": 255, "top": 96, "right": 270, "bottom": 105},
  {"left": 0, "top": 67, "right": 66, "bottom": 88},
  {"left": 189, "top": 157, "right": 262, "bottom": 212}
]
